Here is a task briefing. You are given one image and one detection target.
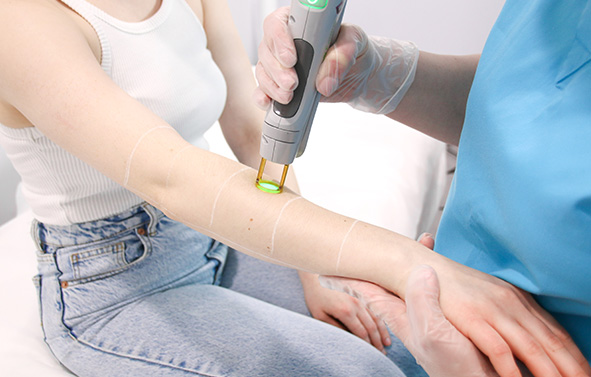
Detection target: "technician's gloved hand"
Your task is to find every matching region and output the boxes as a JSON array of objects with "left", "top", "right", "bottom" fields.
[
  {"left": 319, "top": 265, "right": 499, "bottom": 377},
  {"left": 254, "top": 7, "right": 419, "bottom": 114}
]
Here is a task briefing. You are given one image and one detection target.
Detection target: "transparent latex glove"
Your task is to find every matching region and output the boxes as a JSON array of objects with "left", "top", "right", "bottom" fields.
[
  {"left": 254, "top": 7, "right": 419, "bottom": 114},
  {"left": 319, "top": 265, "right": 499, "bottom": 377}
]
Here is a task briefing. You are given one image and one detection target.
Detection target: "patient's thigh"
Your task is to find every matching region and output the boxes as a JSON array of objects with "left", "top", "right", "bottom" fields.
[
  {"left": 220, "top": 248, "right": 310, "bottom": 315},
  {"left": 59, "top": 284, "right": 404, "bottom": 377},
  {"left": 220, "top": 248, "right": 430, "bottom": 377}
]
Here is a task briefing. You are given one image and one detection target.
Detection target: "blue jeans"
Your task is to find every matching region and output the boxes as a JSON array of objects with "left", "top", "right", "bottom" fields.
[{"left": 32, "top": 203, "right": 426, "bottom": 376}]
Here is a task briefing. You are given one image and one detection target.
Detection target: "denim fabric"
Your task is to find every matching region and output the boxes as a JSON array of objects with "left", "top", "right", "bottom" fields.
[{"left": 32, "top": 203, "right": 420, "bottom": 376}]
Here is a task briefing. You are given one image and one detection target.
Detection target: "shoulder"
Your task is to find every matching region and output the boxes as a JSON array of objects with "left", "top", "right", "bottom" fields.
[
  {"left": 0, "top": 0, "right": 99, "bottom": 62},
  {"left": 0, "top": 0, "right": 103, "bottom": 110},
  {"left": 0, "top": 0, "right": 71, "bottom": 28}
]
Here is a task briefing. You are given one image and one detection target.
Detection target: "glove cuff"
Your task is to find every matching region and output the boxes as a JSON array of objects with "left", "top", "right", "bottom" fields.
[{"left": 348, "top": 38, "right": 419, "bottom": 115}]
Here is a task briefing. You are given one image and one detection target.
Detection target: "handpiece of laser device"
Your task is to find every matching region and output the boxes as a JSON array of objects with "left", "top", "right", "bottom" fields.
[{"left": 256, "top": 0, "right": 348, "bottom": 194}]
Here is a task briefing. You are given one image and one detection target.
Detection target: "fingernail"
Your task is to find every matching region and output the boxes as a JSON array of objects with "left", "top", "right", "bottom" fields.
[
  {"left": 279, "top": 48, "right": 297, "bottom": 67},
  {"left": 319, "top": 77, "right": 338, "bottom": 96},
  {"left": 416, "top": 232, "right": 433, "bottom": 241},
  {"left": 384, "top": 337, "right": 391, "bottom": 346}
]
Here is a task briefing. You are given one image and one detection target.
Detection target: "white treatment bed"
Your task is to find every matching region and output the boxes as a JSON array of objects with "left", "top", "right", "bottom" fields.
[{"left": 0, "top": 102, "right": 449, "bottom": 376}]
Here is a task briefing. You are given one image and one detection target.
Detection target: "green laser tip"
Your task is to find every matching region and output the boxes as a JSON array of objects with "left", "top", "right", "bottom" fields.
[{"left": 256, "top": 180, "right": 282, "bottom": 194}]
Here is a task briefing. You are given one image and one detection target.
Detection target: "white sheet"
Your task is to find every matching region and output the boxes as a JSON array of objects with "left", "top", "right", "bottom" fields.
[{"left": 0, "top": 102, "right": 446, "bottom": 376}]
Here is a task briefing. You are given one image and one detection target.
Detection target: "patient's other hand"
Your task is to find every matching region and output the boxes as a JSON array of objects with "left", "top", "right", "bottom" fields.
[
  {"left": 319, "top": 265, "right": 499, "bottom": 377},
  {"left": 299, "top": 271, "right": 391, "bottom": 353}
]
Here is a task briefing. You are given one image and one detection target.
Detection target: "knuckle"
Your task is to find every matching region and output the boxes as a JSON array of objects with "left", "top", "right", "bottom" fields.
[
  {"left": 553, "top": 326, "right": 573, "bottom": 344},
  {"left": 522, "top": 337, "right": 545, "bottom": 357},
  {"left": 355, "top": 327, "right": 369, "bottom": 339},
  {"left": 493, "top": 285, "right": 519, "bottom": 302},
  {"left": 489, "top": 340, "right": 512, "bottom": 359},
  {"left": 339, "top": 306, "right": 354, "bottom": 318},
  {"left": 543, "top": 330, "right": 566, "bottom": 353}
]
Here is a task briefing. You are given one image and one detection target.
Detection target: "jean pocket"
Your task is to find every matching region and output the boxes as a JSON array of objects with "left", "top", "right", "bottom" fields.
[
  {"left": 32, "top": 274, "right": 43, "bottom": 328},
  {"left": 68, "top": 229, "right": 150, "bottom": 285},
  {"left": 205, "top": 241, "right": 228, "bottom": 286},
  {"left": 556, "top": 3, "right": 591, "bottom": 87}
]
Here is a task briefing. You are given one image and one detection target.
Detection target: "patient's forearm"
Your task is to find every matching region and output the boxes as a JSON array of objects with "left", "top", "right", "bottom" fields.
[{"left": 123, "top": 128, "right": 430, "bottom": 297}]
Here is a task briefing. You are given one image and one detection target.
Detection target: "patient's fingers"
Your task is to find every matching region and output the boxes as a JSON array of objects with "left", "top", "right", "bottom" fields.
[
  {"left": 357, "top": 304, "right": 390, "bottom": 351},
  {"left": 466, "top": 321, "right": 522, "bottom": 377},
  {"left": 521, "top": 294, "right": 591, "bottom": 376}
]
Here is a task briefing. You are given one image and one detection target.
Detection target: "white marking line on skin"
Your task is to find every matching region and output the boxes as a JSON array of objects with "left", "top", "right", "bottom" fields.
[
  {"left": 270, "top": 197, "right": 303, "bottom": 255},
  {"left": 123, "top": 126, "right": 174, "bottom": 187},
  {"left": 165, "top": 207, "right": 302, "bottom": 271},
  {"left": 335, "top": 219, "right": 359, "bottom": 274},
  {"left": 209, "top": 167, "right": 250, "bottom": 227},
  {"left": 165, "top": 145, "right": 193, "bottom": 188}
]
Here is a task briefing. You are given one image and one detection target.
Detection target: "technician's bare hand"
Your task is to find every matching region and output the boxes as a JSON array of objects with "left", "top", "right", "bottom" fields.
[
  {"left": 299, "top": 271, "right": 391, "bottom": 353},
  {"left": 254, "top": 7, "right": 419, "bottom": 114},
  {"left": 320, "top": 265, "right": 499, "bottom": 377}
]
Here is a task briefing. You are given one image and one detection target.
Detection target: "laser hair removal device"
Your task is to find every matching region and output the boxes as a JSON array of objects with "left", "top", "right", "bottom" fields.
[{"left": 256, "top": 0, "right": 348, "bottom": 194}]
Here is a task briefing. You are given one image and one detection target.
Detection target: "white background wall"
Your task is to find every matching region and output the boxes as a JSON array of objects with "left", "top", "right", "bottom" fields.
[
  {"left": 0, "top": 0, "right": 506, "bottom": 225},
  {"left": 228, "top": 0, "right": 506, "bottom": 62}
]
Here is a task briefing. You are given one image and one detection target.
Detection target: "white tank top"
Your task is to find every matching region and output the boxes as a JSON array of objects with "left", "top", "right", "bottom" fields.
[{"left": 0, "top": 0, "right": 227, "bottom": 225}]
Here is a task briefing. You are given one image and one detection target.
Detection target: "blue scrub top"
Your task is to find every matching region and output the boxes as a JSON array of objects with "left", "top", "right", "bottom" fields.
[{"left": 436, "top": 0, "right": 591, "bottom": 360}]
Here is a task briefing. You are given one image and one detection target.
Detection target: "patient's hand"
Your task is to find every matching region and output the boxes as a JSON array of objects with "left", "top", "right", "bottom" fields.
[
  {"left": 320, "top": 265, "right": 499, "bottom": 377},
  {"left": 298, "top": 271, "right": 391, "bottom": 353}
]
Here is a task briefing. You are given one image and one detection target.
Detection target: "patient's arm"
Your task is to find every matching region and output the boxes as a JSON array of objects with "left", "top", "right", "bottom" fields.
[
  {"left": 0, "top": 3, "right": 588, "bottom": 377},
  {"left": 202, "top": 1, "right": 389, "bottom": 347},
  {"left": 320, "top": 266, "right": 499, "bottom": 377}
]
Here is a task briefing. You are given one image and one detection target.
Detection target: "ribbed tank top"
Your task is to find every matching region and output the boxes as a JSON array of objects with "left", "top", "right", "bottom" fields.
[{"left": 0, "top": 0, "right": 227, "bottom": 225}]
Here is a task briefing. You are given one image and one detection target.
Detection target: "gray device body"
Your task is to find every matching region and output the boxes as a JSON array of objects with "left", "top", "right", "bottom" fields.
[{"left": 259, "top": 0, "right": 348, "bottom": 165}]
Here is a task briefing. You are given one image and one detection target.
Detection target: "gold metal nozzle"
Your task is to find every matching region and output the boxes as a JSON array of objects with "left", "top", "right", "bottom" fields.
[
  {"left": 279, "top": 164, "right": 289, "bottom": 189},
  {"left": 255, "top": 157, "right": 289, "bottom": 194},
  {"left": 256, "top": 157, "right": 267, "bottom": 183}
]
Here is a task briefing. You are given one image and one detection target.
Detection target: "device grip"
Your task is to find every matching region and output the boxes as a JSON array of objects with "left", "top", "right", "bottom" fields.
[{"left": 273, "top": 39, "right": 315, "bottom": 119}]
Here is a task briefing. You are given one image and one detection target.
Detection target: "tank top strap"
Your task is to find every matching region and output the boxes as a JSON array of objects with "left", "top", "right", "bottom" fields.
[{"left": 57, "top": 0, "right": 113, "bottom": 74}]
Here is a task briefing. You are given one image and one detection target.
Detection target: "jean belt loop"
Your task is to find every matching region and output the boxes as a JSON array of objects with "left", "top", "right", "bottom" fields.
[
  {"left": 30, "top": 219, "right": 46, "bottom": 254},
  {"left": 142, "top": 203, "right": 159, "bottom": 236}
]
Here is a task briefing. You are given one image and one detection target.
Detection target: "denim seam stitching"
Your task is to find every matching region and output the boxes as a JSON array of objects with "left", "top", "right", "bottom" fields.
[
  {"left": 38, "top": 220, "right": 155, "bottom": 250},
  {"left": 69, "top": 334, "right": 222, "bottom": 377},
  {"left": 65, "top": 238, "right": 152, "bottom": 286}
]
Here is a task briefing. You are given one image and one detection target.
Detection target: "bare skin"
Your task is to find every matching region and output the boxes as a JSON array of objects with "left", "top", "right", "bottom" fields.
[
  {"left": 0, "top": 2, "right": 589, "bottom": 377},
  {"left": 0, "top": 0, "right": 394, "bottom": 352}
]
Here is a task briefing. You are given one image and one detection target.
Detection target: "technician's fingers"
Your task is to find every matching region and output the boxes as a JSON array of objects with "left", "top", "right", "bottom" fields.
[
  {"left": 252, "top": 85, "right": 271, "bottom": 110},
  {"left": 254, "top": 61, "right": 294, "bottom": 106},
  {"left": 257, "top": 40, "right": 298, "bottom": 94},
  {"left": 262, "top": 7, "right": 297, "bottom": 68},
  {"left": 316, "top": 24, "right": 367, "bottom": 97},
  {"left": 417, "top": 232, "right": 435, "bottom": 250}
]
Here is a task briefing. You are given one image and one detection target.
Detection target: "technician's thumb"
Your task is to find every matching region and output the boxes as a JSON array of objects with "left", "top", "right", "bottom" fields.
[
  {"left": 316, "top": 24, "right": 367, "bottom": 97},
  {"left": 405, "top": 265, "right": 446, "bottom": 343}
]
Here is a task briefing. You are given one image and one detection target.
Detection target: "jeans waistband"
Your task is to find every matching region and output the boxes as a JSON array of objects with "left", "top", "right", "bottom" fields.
[{"left": 32, "top": 203, "right": 165, "bottom": 254}]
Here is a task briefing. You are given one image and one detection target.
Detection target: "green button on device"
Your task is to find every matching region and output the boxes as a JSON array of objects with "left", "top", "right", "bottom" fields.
[{"left": 299, "top": 0, "right": 328, "bottom": 10}]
